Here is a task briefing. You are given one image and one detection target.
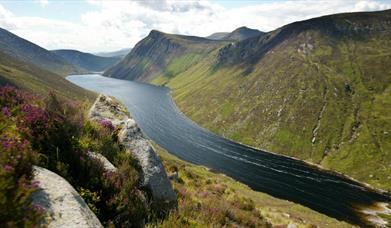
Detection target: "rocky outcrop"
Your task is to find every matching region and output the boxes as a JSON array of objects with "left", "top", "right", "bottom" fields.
[
  {"left": 89, "top": 94, "right": 177, "bottom": 207},
  {"left": 118, "top": 118, "right": 177, "bottom": 205},
  {"left": 89, "top": 94, "right": 129, "bottom": 127},
  {"left": 31, "top": 166, "right": 103, "bottom": 228}
]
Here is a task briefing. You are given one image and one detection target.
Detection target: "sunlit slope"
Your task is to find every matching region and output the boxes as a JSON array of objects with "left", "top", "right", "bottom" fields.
[
  {"left": 104, "top": 30, "right": 227, "bottom": 81},
  {"left": 0, "top": 51, "right": 95, "bottom": 101},
  {"left": 149, "top": 10, "right": 391, "bottom": 191},
  {"left": 0, "top": 27, "right": 83, "bottom": 76}
]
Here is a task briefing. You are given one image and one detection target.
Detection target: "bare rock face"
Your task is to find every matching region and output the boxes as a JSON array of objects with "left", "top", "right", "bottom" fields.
[
  {"left": 89, "top": 94, "right": 177, "bottom": 208},
  {"left": 31, "top": 166, "right": 103, "bottom": 228}
]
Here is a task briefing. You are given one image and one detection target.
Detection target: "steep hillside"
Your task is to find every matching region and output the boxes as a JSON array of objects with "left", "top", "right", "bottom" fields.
[
  {"left": 0, "top": 27, "right": 82, "bottom": 76},
  {"left": 0, "top": 50, "right": 95, "bottom": 101},
  {"left": 52, "top": 49, "right": 120, "bottom": 72},
  {"left": 104, "top": 30, "right": 226, "bottom": 81},
  {"left": 116, "top": 10, "right": 391, "bottom": 192},
  {"left": 95, "top": 48, "right": 131, "bottom": 58}
]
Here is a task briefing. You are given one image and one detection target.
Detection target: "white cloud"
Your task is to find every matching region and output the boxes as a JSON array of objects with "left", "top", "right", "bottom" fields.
[
  {"left": 0, "top": 0, "right": 390, "bottom": 52},
  {"left": 37, "top": 0, "right": 49, "bottom": 8}
]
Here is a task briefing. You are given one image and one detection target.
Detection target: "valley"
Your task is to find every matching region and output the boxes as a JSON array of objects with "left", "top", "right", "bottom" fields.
[
  {"left": 1, "top": 3, "right": 391, "bottom": 227},
  {"left": 68, "top": 74, "right": 390, "bottom": 227},
  {"left": 106, "top": 10, "right": 391, "bottom": 193}
]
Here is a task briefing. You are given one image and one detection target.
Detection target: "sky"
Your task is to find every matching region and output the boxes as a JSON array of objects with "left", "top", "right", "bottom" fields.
[{"left": 0, "top": 0, "right": 390, "bottom": 53}]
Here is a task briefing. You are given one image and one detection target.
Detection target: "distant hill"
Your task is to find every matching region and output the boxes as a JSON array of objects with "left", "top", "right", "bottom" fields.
[
  {"left": 106, "top": 9, "right": 391, "bottom": 195},
  {"left": 0, "top": 27, "right": 82, "bottom": 76},
  {"left": 95, "top": 48, "right": 131, "bottom": 58},
  {"left": 207, "top": 26, "right": 264, "bottom": 41},
  {"left": 0, "top": 50, "right": 94, "bottom": 101},
  {"left": 52, "top": 49, "right": 120, "bottom": 72},
  {"left": 206, "top": 32, "right": 229, "bottom": 40},
  {"left": 104, "top": 30, "right": 226, "bottom": 81}
]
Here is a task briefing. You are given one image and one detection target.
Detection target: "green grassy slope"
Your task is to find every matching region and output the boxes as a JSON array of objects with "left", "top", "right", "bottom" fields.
[
  {"left": 146, "top": 10, "right": 391, "bottom": 192},
  {"left": 0, "top": 27, "right": 83, "bottom": 76},
  {"left": 154, "top": 144, "right": 353, "bottom": 228},
  {"left": 52, "top": 49, "right": 121, "bottom": 72},
  {"left": 104, "top": 30, "right": 227, "bottom": 81},
  {"left": 0, "top": 51, "right": 95, "bottom": 101}
]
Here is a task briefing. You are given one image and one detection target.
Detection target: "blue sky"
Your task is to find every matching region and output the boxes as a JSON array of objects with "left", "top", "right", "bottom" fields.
[{"left": 0, "top": 0, "right": 390, "bottom": 52}]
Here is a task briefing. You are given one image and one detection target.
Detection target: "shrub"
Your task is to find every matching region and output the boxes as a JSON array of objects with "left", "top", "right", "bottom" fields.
[
  {"left": 102, "top": 158, "right": 148, "bottom": 227},
  {"left": 0, "top": 87, "right": 151, "bottom": 227},
  {"left": 0, "top": 136, "right": 43, "bottom": 227},
  {"left": 0, "top": 86, "right": 44, "bottom": 227}
]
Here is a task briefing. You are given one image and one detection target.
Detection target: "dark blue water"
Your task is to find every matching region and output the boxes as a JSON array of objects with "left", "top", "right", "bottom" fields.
[{"left": 67, "top": 74, "right": 390, "bottom": 226}]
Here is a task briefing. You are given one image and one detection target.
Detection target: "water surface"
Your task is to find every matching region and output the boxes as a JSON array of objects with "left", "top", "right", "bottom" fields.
[{"left": 68, "top": 74, "right": 390, "bottom": 226}]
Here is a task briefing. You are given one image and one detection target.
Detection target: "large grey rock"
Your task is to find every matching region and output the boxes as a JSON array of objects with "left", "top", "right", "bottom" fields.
[
  {"left": 118, "top": 118, "right": 177, "bottom": 205},
  {"left": 89, "top": 94, "right": 177, "bottom": 207},
  {"left": 31, "top": 166, "right": 103, "bottom": 228}
]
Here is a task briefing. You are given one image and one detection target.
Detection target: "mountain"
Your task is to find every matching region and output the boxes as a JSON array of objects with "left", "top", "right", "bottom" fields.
[
  {"left": 106, "top": 9, "right": 391, "bottom": 193},
  {"left": 0, "top": 50, "right": 94, "bottom": 101},
  {"left": 206, "top": 32, "right": 229, "bottom": 40},
  {"left": 207, "top": 26, "right": 264, "bottom": 41},
  {"left": 0, "top": 27, "right": 82, "bottom": 76},
  {"left": 52, "top": 49, "right": 120, "bottom": 72},
  {"left": 104, "top": 30, "right": 226, "bottom": 81},
  {"left": 95, "top": 48, "right": 131, "bottom": 58}
]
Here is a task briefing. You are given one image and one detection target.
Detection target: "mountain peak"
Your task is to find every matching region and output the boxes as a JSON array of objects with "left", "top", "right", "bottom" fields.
[
  {"left": 206, "top": 26, "right": 264, "bottom": 41},
  {"left": 236, "top": 26, "right": 251, "bottom": 31},
  {"left": 148, "top": 30, "right": 167, "bottom": 38}
]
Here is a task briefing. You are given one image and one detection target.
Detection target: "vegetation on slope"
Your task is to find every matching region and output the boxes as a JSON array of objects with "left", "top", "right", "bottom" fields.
[
  {"left": 135, "top": 10, "right": 391, "bottom": 193},
  {"left": 52, "top": 49, "right": 120, "bottom": 72},
  {"left": 0, "top": 86, "right": 172, "bottom": 227},
  {"left": 152, "top": 144, "right": 353, "bottom": 228},
  {"left": 104, "top": 30, "right": 227, "bottom": 81},
  {"left": 0, "top": 50, "right": 95, "bottom": 102},
  {"left": 0, "top": 27, "right": 82, "bottom": 76}
]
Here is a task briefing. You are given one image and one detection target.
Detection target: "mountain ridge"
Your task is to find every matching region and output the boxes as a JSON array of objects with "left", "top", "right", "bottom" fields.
[
  {"left": 217, "top": 9, "right": 391, "bottom": 67},
  {"left": 104, "top": 30, "right": 226, "bottom": 81},
  {"left": 0, "top": 27, "right": 83, "bottom": 76},
  {"left": 95, "top": 48, "right": 131, "bottom": 58},
  {"left": 52, "top": 49, "right": 120, "bottom": 72}
]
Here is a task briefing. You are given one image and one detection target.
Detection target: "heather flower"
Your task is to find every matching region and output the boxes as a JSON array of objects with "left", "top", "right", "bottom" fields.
[
  {"left": 18, "top": 104, "right": 49, "bottom": 132},
  {"left": 31, "top": 180, "right": 40, "bottom": 188},
  {"left": 99, "top": 119, "right": 115, "bottom": 131},
  {"left": 30, "top": 203, "right": 45, "bottom": 212},
  {"left": 2, "top": 106, "right": 11, "bottom": 117},
  {"left": 0, "top": 86, "right": 35, "bottom": 107},
  {"left": 4, "top": 164, "right": 14, "bottom": 172}
]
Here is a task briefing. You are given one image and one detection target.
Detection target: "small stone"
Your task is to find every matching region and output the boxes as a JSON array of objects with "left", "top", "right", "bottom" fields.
[
  {"left": 287, "top": 223, "right": 297, "bottom": 228},
  {"left": 88, "top": 151, "right": 117, "bottom": 172}
]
